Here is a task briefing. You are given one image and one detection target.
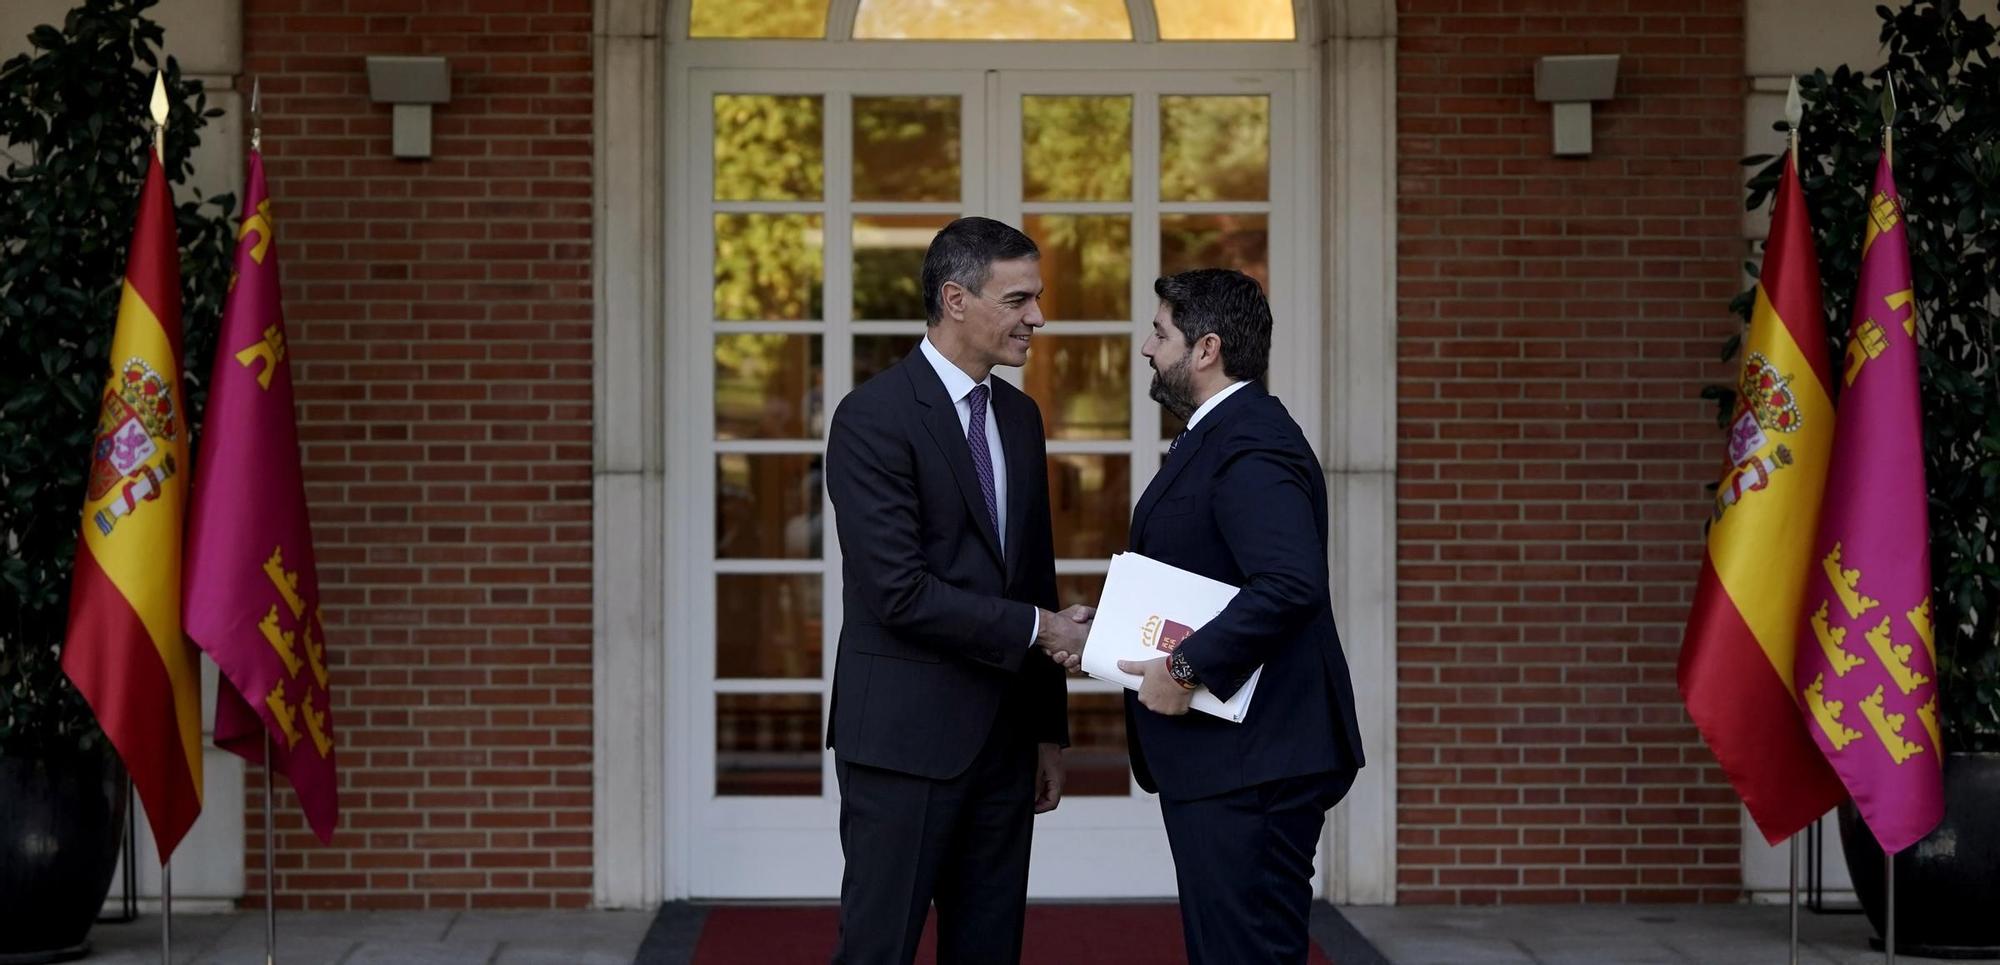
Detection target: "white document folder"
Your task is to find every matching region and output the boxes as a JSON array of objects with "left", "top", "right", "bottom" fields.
[{"left": 1080, "top": 552, "right": 1262, "bottom": 723}]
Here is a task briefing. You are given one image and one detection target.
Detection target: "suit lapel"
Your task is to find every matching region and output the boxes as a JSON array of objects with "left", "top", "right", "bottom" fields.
[
  {"left": 1130, "top": 383, "right": 1266, "bottom": 546},
  {"left": 1131, "top": 430, "right": 1203, "bottom": 545},
  {"left": 997, "top": 384, "right": 1030, "bottom": 583},
  {"left": 905, "top": 351, "right": 1005, "bottom": 567}
]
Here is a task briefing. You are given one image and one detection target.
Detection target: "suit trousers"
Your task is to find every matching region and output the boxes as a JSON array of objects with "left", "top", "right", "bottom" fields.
[
  {"left": 832, "top": 704, "right": 1037, "bottom": 965},
  {"left": 1159, "top": 768, "right": 1358, "bottom": 965}
]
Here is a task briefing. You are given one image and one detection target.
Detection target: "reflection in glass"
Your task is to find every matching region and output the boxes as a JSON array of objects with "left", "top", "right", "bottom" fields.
[
  {"left": 717, "top": 574, "right": 822, "bottom": 679},
  {"left": 1021, "top": 336, "right": 1129, "bottom": 440},
  {"left": 716, "top": 453, "right": 823, "bottom": 559},
  {"left": 691, "top": 0, "right": 828, "bottom": 37},
  {"left": 855, "top": 97, "right": 960, "bottom": 202},
  {"left": 1048, "top": 454, "right": 1130, "bottom": 559},
  {"left": 1065, "top": 692, "right": 1132, "bottom": 795},
  {"left": 1154, "top": 0, "right": 1295, "bottom": 39},
  {"left": 1024, "top": 215, "right": 1130, "bottom": 321},
  {"left": 854, "top": 334, "right": 923, "bottom": 387},
  {"left": 717, "top": 693, "right": 823, "bottom": 796},
  {"left": 714, "top": 213, "right": 824, "bottom": 321},
  {"left": 1162, "top": 213, "right": 1269, "bottom": 293},
  {"left": 713, "top": 95, "right": 824, "bottom": 201},
  {"left": 1160, "top": 96, "right": 1270, "bottom": 202},
  {"left": 855, "top": 0, "right": 1130, "bottom": 39},
  {"left": 855, "top": 216, "right": 955, "bottom": 321},
  {"left": 1023, "top": 96, "right": 1132, "bottom": 202},
  {"left": 715, "top": 335, "right": 823, "bottom": 440}
]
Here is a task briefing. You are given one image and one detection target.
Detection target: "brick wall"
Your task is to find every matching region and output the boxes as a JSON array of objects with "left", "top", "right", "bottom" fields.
[
  {"left": 1395, "top": 0, "right": 1747, "bottom": 903},
  {"left": 242, "top": 0, "right": 594, "bottom": 910}
]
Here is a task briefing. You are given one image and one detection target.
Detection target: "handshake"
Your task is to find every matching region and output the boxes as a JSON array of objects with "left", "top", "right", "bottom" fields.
[{"left": 1034, "top": 604, "right": 1095, "bottom": 671}]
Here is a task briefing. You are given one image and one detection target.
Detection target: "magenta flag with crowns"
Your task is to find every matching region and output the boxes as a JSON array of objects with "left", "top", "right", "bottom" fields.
[
  {"left": 183, "top": 149, "right": 339, "bottom": 844},
  {"left": 1794, "top": 150, "right": 1944, "bottom": 854}
]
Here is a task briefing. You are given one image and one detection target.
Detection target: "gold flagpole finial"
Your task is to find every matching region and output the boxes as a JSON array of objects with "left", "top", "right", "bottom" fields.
[
  {"left": 1785, "top": 76, "right": 1803, "bottom": 160},
  {"left": 250, "top": 77, "right": 262, "bottom": 152},
  {"left": 149, "top": 70, "right": 168, "bottom": 157}
]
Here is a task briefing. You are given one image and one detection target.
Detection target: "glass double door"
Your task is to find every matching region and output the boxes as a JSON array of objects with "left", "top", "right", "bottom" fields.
[{"left": 681, "top": 67, "right": 1294, "bottom": 897}]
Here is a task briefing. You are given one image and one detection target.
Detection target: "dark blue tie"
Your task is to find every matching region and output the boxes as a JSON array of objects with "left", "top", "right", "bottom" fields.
[
  {"left": 1170, "top": 430, "right": 1187, "bottom": 454},
  {"left": 965, "top": 385, "right": 1000, "bottom": 537}
]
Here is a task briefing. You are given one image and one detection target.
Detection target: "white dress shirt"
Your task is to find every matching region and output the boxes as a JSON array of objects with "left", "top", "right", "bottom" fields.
[
  {"left": 919, "top": 336, "right": 1041, "bottom": 646},
  {"left": 1183, "top": 380, "right": 1251, "bottom": 433}
]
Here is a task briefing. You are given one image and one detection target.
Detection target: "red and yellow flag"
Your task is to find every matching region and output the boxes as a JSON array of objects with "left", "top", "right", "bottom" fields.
[
  {"left": 184, "top": 149, "right": 339, "bottom": 843},
  {"left": 62, "top": 148, "right": 204, "bottom": 862},
  {"left": 1679, "top": 149, "right": 1848, "bottom": 843}
]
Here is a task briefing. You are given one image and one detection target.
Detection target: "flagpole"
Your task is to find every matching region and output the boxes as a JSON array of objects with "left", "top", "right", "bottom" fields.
[
  {"left": 159, "top": 858, "right": 172, "bottom": 965},
  {"left": 1885, "top": 849, "right": 1896, "bottom": 965},
  {"left": 265, "top": 733, "right": 278, "bottom": 965},
  {"left": 1788, "top": 836, "right": 1800, "bottom": 965},
  {"left": 149, "top": 69, "right": 174, "bottom": 965}
]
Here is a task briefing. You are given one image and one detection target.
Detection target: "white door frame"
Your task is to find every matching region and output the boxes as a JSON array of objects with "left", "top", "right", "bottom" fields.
[{"left": 589, "top": 0, "right": 1400, "bottom": 906}]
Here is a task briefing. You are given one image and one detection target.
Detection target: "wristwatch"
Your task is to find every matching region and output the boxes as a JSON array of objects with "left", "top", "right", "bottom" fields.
[{"left": 1167, "top": 650, "right": 1199, "bottom": 690}]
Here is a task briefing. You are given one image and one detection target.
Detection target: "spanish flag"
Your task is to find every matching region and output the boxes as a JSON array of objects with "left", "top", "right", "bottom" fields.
[
  {"left": 61, "top": 147, "right": 203, "bottom": 862},
  {"left": 1678, "top": 147, "right": 1848, "bottom": 843}
]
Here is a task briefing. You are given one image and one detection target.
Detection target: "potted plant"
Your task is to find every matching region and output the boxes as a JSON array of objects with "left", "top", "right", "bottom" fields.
[
  {"left": 1736, "top": 0, "right": 2000, "bottom": 954},
  {"left": 1, "top": 0, "right": 232, "bottom": 960}
]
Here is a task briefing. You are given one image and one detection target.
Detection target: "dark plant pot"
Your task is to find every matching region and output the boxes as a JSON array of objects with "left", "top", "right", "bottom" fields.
[
  {"left": 1839, "top": 751, "right": 2000, "bottom": 959},
  {"left": 0, "top": 744, "right": 127, "bottom": 965}
]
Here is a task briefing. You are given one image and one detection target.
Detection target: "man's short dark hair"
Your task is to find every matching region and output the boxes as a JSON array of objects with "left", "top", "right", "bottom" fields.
[
  {"left": 922, "top": 217, "right": 1040, "bottom": 326},
  {"left": 1153, "top": 269, "right": 1272, "bottom": 382}
]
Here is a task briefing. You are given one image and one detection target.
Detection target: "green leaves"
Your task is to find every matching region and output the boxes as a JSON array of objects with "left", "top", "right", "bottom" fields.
[{"left": 0, "top": 0, "right": 233, "bottom": 756}]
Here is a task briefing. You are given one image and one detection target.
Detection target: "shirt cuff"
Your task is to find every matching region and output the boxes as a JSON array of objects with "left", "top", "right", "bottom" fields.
[{"left": 1028, "top": 607, "right": 1041, "bottom": 648}]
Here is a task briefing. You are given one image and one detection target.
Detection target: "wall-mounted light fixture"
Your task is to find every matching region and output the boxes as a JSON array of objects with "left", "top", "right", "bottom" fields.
[
  {"left": 1533, "top": 54, "right": 1620, "bottom": 157},
  {"left": 365, "top": 56, "right": 451, "bottom": 160}
]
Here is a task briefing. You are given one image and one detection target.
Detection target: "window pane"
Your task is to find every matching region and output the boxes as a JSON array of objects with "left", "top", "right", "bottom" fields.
[
  {"left": 691, "top": 0, "right": 828, "bottom": 37},
  {"left": 716, "top": 453, "right": 822, "bottom": 559},
  {"left": 1161, "top": 213, "right": 1269, "bottom": 292},
  {"left": 855, "top": 0, "right": 1131, "bottom": 39},
  {"left": 855, "top": 333, "right": 923, "bottom": 387},
  {"left": 714, "top": 95, "right": 823, "bottom": 201},
  {"left": 1154, "top": 0, "right": 1295, "bottom": 39},
  {"left": 1024, "top": 214, "right": 1130, "bottom": 321},
  {"left": 1160, "top": 96, "right": 1269, "bottom": 202},
  {"left": 715, "top": 213, "right": 824, "bottom": 321},
  {"left": 1021, "top": 335, "right": 1129, "bottom": 440},
  {"left": 855, "top": 215, "right": 954, "bottom": 321},
  {"left": 1065, "top": 692, "right": 1132, "bottom": 795},
  {"left": 717, "top": 574, "right": 822, "bottom": 679},
  {"left": 715, "top": 335, "right": 823, "bottom": 440},
  {"left": 1023, "top": 96, "right": 1132, "bottom": 202},
  {"left": 1049, "top": 454, "right": 1129, "bottom": 558},
  {"left": 717, "top": 694, "right": 823, "bottom": 796},
  {"left": 855, "top": 97, "right": 960, "bottom": 202}
]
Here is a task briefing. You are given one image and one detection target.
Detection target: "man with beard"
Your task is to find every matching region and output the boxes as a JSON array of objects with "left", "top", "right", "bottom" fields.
[
  {"left": 1112, "top": 268, "right": 1365, "bottom": 963},
  {"left": 824, "top": 216, "right": 1089, "bottom": 964}
]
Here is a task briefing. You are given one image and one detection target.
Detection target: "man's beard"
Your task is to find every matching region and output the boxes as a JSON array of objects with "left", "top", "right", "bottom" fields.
[{"left": 1149, "top": 355, "right": 1197, "bottom": 420}]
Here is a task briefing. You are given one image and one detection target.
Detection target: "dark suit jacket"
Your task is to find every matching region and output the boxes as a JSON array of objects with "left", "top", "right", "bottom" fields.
[
  {"left": 1125, "top": 382, "right": 1365, "bottom": 800},
  {"left": 824, "top": 344, "right": 1068, "bottom": 780}
]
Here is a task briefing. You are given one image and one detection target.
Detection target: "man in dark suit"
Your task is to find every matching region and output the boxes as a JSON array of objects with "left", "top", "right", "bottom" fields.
[
  {"left": 824, "top": 217, "right": 1090, "bottom": 964},
  {"left": 1111, "top": 268, "right": 1366, "bottom": 964}
]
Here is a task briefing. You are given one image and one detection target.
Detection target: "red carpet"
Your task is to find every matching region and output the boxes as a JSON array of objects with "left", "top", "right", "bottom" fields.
[{"left": 690, "top": 904, "right": 1336, "bottom": 963}]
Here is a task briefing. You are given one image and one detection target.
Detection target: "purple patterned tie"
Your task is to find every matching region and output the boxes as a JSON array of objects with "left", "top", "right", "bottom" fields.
[{"left": 965, "top": 384, "right": 1000, "bottom": 537}]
